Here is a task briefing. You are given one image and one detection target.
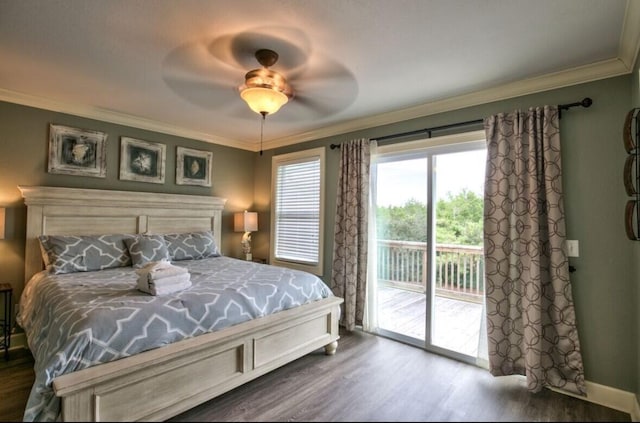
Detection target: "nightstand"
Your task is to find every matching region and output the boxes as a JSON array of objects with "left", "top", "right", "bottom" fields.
[
  {"left": 0, "top": 283, "right": 12, "bottom": 360},
  {"left": 252, "top": 257, "right": 268, "bottom": 264}
]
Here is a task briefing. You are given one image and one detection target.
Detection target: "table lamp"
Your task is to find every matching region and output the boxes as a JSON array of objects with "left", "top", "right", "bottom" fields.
[{"left": 234, "top": 210, "right": 258, "bottom": 260}]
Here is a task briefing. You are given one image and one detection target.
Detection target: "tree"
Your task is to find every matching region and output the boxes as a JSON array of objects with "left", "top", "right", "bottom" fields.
[
  {"left": 435, "top": 189, "right": 483, "bottom": 246},
  {"left": 376, "top": 189, "right": 483, "bottom": 246},
  {"left": 376, "top": 198, "right": 427, "bottom": 242}
]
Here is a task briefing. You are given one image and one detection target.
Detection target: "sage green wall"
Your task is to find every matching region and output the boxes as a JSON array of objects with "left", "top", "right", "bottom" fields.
[
  {"left": 258, "top": 75, "right": 637, "bottom": 394},
  {"left": 0, "top": 101, "right": 257, "bottom": 303}
]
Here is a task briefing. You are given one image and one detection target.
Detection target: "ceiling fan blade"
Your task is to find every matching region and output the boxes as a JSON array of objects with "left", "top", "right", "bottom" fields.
[
  {"left": 285, "top": 86, "right": 357, "bottom": 120},
  {"left": 162, "top": 40, "right": 241, "bottom": 109},
  {"left": 208, "top": 27, "right": 311, "bottom": 73},
  {"left": 287, "top": 57, "right": 358, "bottom": 117},
  {"left": 291, "top": 95, "right": 338, "bottom": 117},
  {"left": 287, "top": 55, "right": 346, "bottom": 81}
]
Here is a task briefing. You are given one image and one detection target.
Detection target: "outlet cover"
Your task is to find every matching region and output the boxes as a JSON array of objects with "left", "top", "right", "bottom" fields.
[{"left": 566, "top": 240, "right": 579, "bottom": 257}]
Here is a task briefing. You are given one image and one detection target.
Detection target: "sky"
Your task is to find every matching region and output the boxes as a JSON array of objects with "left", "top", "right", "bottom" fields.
[{"left": 376, "top": 149, "right": 486, "bottom": 207}]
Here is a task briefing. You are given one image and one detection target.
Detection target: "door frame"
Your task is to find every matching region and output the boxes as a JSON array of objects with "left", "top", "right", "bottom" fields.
[{"left": 369, "top": 130, "right": 487, "bottom": 366}]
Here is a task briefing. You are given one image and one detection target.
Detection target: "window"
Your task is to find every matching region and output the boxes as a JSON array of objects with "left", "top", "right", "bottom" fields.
[{"left": 270, "top": 147, "right": 325, "bottom": 275}]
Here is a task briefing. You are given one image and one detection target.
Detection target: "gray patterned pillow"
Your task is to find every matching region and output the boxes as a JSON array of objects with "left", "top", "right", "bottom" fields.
[
  {"left": 38, "top": 234, "right": 135, "bottom": 274},
  {"left": 163, "top": 231, "right": 220, "bottom": 261},
  {"left": 124, "top": 234, "right": 171, "bottom": 268}
]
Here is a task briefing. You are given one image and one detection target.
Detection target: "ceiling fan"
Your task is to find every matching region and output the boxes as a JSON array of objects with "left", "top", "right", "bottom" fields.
[
  {"left": 164, "top": 30, "right": 356, "bottom": 112},
  {"left": 238, "top": 48, "right": 293, "bottom": 117},
  {"left": 161, "top": 29, "right": 358, "bottom": 148}
]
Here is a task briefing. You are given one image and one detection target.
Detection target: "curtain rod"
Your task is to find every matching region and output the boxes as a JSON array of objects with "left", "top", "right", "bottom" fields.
[{"left": 330, "top": 97, "right": 593, "bottom": 149}]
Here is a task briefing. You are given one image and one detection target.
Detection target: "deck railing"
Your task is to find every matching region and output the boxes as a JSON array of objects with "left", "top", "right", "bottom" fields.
[{"left": 376, "top": 239, "right": 484, "bottom": 303}]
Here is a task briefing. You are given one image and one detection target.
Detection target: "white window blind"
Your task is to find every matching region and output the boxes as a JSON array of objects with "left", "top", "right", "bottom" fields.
[
  {"left": 273, "top": 149, "right": 324, "bottom": 276},
  {"left": 274, "top": 156, "right": 321, "bottom": 264}
]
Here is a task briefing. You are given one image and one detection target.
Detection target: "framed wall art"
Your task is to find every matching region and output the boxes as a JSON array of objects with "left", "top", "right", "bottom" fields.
[
  {"left": 176, "top": 146, "right": 212, "bottom": 187},
  {"left": 119, "top": 137, "right": 166, "bottom": 184},
  {"left": 48, "top": 124, "right": 107, "bottom": 178}
]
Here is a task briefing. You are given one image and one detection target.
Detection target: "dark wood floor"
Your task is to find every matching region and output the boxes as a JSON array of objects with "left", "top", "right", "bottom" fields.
[
  {"left": 1, "top": 330, "right": 631, "bottom": 422},
  {"left": 0, "top": 347, "right": 36, "bottom": 422}
]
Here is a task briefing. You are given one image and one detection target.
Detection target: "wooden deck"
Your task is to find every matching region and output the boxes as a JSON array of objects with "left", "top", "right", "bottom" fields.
[{"left": 377, "top": 286, "right": 486, "bottom": 358}]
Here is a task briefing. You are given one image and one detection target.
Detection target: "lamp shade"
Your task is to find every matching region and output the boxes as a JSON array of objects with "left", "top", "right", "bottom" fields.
[
  {"left": 0, "top": 208, "right": 5, "bottom": 239},
  {"left": 234, "top": 211, "right": 258, "bottom": 232},
  {"left": 240, "top": 87, "right": 288, "bottom": 115}
]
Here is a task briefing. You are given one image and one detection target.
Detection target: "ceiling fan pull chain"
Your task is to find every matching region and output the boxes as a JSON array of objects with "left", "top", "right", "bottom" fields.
[{"left": 260, "top": 112, "right": 266, "bottom": 156}]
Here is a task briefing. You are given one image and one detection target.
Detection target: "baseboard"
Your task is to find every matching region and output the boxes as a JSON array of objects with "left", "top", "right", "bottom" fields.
[
  {"left": 9, "top": 332, "right": 27, "bottom": 351},
  {"left": 549, "top": 380, "right": 640, "bottom": 421},
  {"left": 632, "top": 394, "right": 640, "bottom": 422}
]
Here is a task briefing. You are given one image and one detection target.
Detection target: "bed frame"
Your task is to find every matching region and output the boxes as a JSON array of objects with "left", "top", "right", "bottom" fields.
[{"left": 19, "top": 186, "right": 342, "bottom": 422}]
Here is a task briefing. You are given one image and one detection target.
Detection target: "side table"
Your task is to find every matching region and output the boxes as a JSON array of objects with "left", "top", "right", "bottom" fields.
[{"left": 0, "top": 283, "right": 12, "bottom": 360}]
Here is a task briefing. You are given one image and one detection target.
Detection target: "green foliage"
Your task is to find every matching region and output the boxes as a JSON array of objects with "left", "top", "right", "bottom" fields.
[
  {"left": 376, "top": 198, "right": 427, "bottom": 242},
  {"left": 435, "top": 189, "right": 483, "bottom": 246},
  {"left": 376, "top": 189, "right": 483, "bottom": 246}
]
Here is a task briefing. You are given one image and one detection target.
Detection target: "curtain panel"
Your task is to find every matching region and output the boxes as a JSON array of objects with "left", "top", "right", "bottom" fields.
[
  {"left": 483, "top": 106, "right": 586, "bottom": 395},
  {"left": 330, "top": 138, "right": 371, "bottom": 331}
]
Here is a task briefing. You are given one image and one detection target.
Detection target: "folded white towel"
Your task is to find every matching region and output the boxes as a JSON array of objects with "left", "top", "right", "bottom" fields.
[
  {"left": 137, "top": 272, "right": 190, "bottom": 287},
  {"left": 148, "top": 280, "right": 192, "bottom": 296},
  {"left": 137, "top": 272, "right": 192, "bottom": 296},
  {"left": 150, "top": 279, "right": 192, "bottom": 296},
  {"left": 135, "top": 259, "right": 189, "bottom": 281}
]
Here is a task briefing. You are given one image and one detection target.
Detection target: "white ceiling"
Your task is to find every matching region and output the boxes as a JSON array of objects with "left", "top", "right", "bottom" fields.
[{"left": 1, "top": 0, "right": 639, "bottom": 152}]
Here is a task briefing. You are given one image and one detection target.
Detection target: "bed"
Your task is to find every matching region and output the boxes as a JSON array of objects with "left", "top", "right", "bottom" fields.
[{"left": 17, "top": 186, "right": 342, "bottom": 422}]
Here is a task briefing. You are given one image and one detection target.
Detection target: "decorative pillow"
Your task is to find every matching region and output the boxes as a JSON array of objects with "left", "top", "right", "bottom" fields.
[
  {"left": 124, "top": 234, "right": 171, "bottom": 268},
  {"left": 38, "top": 234, "right": 135, "bottom": 274},
  {"left": 163, "top": 231, "right": 220, "bottom": 261}
]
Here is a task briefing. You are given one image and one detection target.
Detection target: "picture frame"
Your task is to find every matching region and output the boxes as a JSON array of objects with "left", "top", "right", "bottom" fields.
[
  {"left": 48, "top": 124, "right": 107, "bottom": 178},
  {"left": 119, "top": 137, "right": 166, "bottom": 184},
  {"left": 176, "top": 146, "right": 212, "bottom": 187}
]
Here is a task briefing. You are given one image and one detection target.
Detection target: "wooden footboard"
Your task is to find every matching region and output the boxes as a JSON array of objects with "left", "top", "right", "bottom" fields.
[{"left": 52, "top": 296, "right": 343, "bottom": 422}]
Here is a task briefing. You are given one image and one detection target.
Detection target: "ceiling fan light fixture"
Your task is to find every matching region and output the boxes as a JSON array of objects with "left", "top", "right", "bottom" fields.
[
  {"left": 240, "top": 86, "right": 289, "bottom": 115},
  {"left": 239, "top": 49, "right": 293, "bottom": 116}
]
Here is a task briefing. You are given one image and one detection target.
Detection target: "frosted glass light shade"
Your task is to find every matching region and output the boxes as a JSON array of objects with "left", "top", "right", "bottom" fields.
[{"left": 240, "top": 87, "right": 288, "bottom": 115}]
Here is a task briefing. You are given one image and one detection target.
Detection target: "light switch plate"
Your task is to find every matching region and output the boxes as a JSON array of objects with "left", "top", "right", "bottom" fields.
[{"left": 566, "top": 240, "right": 579, "bottom": 257}]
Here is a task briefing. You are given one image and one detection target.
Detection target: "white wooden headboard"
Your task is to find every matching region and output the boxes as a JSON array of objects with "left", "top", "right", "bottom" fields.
[{"left": 19, "top": 186, "right": 227, "bottom": 283}]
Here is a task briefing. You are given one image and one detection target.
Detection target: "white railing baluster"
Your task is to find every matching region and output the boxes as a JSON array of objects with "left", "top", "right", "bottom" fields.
[{"left": 376, "top": 240, "right": 484, "bottom": 303}]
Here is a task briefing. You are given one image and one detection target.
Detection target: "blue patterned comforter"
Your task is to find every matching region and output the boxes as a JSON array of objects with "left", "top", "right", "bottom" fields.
[{"left": 17, "top": 256, "right": 334, "bottom": 422}]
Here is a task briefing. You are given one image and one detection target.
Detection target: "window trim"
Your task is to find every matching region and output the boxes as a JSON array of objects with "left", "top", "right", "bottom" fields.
[
  {"left": 376, "top": 129, "right": 486, "bottom": 156},
  {"left": 270, "top": 147, "right": 325, "bottom": 275}
]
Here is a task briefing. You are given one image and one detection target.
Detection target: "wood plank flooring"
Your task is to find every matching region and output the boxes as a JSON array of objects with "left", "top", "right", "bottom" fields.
[
  {"left": 0, "top": 348, "right": 36, "bottom": 422},
  {"left": 1, "top": 330, "right": 631, "bottom": 422}
]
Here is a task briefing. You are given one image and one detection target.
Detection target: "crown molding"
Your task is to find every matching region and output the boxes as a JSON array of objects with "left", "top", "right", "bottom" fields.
[
  {"left": 0, "top": 88, "right": 246, "bottom": 150},
  {"left": 618, "top": 0, "right": 640, "bottom": 69},
  {"left": 265, "top": 57, "right": 631, "bottom": 150}
]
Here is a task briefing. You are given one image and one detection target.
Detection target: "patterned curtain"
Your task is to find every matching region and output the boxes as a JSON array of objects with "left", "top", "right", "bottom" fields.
[
  {"left": 331, "top": 138, "right": 371, "bottom": 331},
  {"left": 483, "top": 106, "right": 586, "bottom": 395}
]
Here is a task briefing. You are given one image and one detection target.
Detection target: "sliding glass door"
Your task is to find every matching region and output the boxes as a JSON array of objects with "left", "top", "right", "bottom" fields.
[
  {"left": 374, "top": 156, "right": 429, "bottom": 340},
  {"left": 431, "top": 149, "right": 486, "bottom": 360},
  {"left": 370, "top": 132, "right": 488, "bottom": 365}
]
